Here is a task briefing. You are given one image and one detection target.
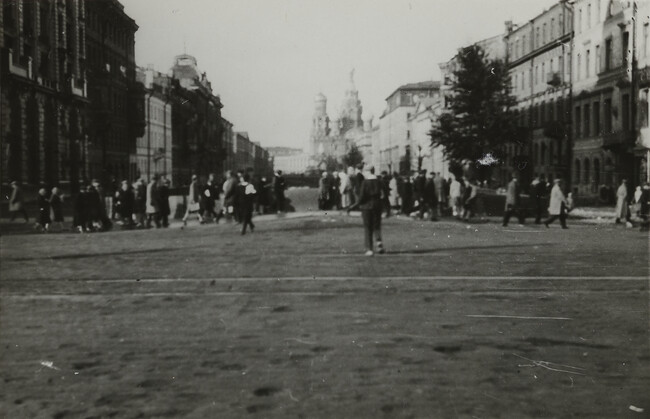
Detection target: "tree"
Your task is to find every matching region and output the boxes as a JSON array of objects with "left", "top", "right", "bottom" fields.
[
  {"left": 429, "top": 44, "right": 519, "bottom": 181},
  {"left": 320, "top": 155, "right": 341, "bottom": 172},
  {"left": 342, "top": 143, "right": 363, "bottom": 169}
]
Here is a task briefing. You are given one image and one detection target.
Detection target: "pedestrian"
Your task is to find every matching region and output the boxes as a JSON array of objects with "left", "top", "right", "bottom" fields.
[
  {"left": 424, "top": 171, "right": 438, "bottom": 221},
  {"left": 381, "top": 171, "right": 392, "bottom": 218},
  {"left": 449, "top": 175, "right": 463, "bottom": 218},
  {"left": 256, "top": 175, "right": 270, "bottom": 215},
  {"left": 49, "top": 187, "right": 65, "bottom": 231},
  {"left": 462, "top": 177, "right": 478, "bottom": 221},
  {"left": 318, "top": 171, "right": 330, "bottom": 210},
  {"left": 433, "top": 172, "right": 445, "bottom": 218},
  {"left": 349, "top": 166, "right": 385, "bottom": 256},
  {"left": 353, "top": 164, "right": 365, "bottom": 207},
  {"left": 73, "top": 183, "right": 88, "bottom": 233},
  {"left": 413, "top": 170, "right": 427, "bottom": 219},
  {"left": 93, "top": 179, "right": 112, "bottom": 231},
  {"left": 615, "top": 179, "right": 629, "bottom": 224},
  {"left": 114, "top": 180, "right": 134, "bottom": 226},
  {"left": 531, "top": 175, "right": 547, "bottom": 224},
  {"left": 159, "top": 178, "right": 171, "bottom": 227},
  {"left": 273, "top": 170, "right": 286, "bottom": 213},
  {"left": 182, "top": 174, "right": 204, "bottom": 226},
  {"left": 638, "top": 183, "right": 650, "bottom": 232},
  {"left": 544, "top": 179, "right": 569, "bottom": 229},
  {"left": 400, "top": 175, "right": 413, "bottom": 215},
  {"left": 146, "top": 175, "right": 161, "bottom": 228},
  {"left": 339, "top": 169, "right": 351, "bottom": 209},
  {"left": 389, "top": 172, "right": 400, "bottom": 213},
  {"left": 36, "top": 188, "right": 51, "bottom": 232},
  {"left": 202, "top": 173, "right": 219, "bottom": 223},
  {"left": 8, "top": 181, "right": 29, "bottom": 223},
  {"left": 502, "top": 174, "right": 525, "bottom": 227},
  {"left": 222, "top": 170, "right": 239, "bottom": 222},
  {"left": 134, "top": 178, "right": 147, "bottom": 227},
  {"left": 237, "top": 173, "right": 257, "bottom": 235},
  {"left": 86, "top": 182, "right": 102, "bottom": 231}
]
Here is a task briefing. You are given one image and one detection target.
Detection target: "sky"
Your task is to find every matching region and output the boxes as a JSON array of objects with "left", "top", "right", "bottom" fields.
[{"left": 121, "top": 0, "right": 558, "bottom": 150}]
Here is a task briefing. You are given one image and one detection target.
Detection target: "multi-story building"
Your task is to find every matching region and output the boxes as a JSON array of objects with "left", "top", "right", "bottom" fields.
[
  {"left": 378, "top": 81, "right": 441, "bottom": 174},
  {"left": 1, "top": 0, "right": 89, "bottom": 191},
  {"left": 269, "top": 147, "right": 310, "bottom": 174},
  {"left": 408, "top": 96, "right": 449, "bottom": 177},
  {"left": 85, "top": 0, "right": 145, "bottom": 186},
  {"left": 133, "top": 66, "right": 172, "bottom": 183},
  {"left": 504, "top": 2, "right": 573, "bottom": 189},
  {"left": 169, "top": 54, "right": 224, "bottom": 185},
  {"left": 570, "top": 0, "right": 638, "bottom": 200},
  {"left": 221, "top": 118, "right": 234, "bottom": 174},
  {"left": 636, "top": 2, "right": 650, "bottom": 184}
]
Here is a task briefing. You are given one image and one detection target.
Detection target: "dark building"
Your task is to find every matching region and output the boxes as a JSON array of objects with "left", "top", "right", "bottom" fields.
[
  {"left": 1, "top": 0, "right": 90, "bottom": 191},
  {"left": 169, "top": 54, "right": 224, "bottom": 186},
  {"left": 85, "top": 0, "right": 144, "bottom": 186}
]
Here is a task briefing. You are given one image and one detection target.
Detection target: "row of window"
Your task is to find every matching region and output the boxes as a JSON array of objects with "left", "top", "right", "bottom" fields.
[
  {"left": 573, "top": 157, "right": 604, "bottom": 185},
  {"left": 515, "top": 97, "right": 567, "bottom": 129},
  {"left": 574, "top": 95, "right": 629, "bottom": 139},
  {"left": 575, "top": 35, "right": 622, "bottom": 81},
  {"left": 512, "top": 54, "right": 569, "bottom": 92},
  {"left": 575, "top": 0, "right": 602, "bottom": 34},
  {"left": 509, "top": 14, "right": 566, "bottom": 61}
]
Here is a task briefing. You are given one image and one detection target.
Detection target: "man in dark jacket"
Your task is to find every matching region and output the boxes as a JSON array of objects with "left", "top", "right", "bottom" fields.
[
  {"left": 159, "top": 178, "right": 171, "bottom": 227},
  {"left": 273, "top": 170, "right": 286, "bottom": 213},
  {"left": 413, "top": 170, "right": 427, "bottom": 219},
  {"left": 531, "top": 175, "right": 547, "bottom": 224},
  {"left": 236, "top": 173, "right": 257, "bottom": 235},
  {"left": 349, "top": 167, "right": 384, "bottom": 256},
  {"left": 380, "top": 171, "right": 392, "bottom": 218},
  {"left": 424, "top": 172, "right": 438, "bottom": 221}
]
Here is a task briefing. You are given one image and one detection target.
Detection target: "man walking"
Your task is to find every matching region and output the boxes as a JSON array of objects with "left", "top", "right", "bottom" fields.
[
  {"left": 202, "top": 173, "right": 220, "bottom": 223},
  {"left": 503, "top": 175, "right": 524, "bottom": 227},
  {"left": 145, "top": 175, "right": 161, "bottom": 228},
  {"left": 544, "top": 179, "right": 569, "bottom": 229},
  {"left": 8, "top": 181, "right": 28, "bottom": 223},
  {"left": 531, "top": 175, "right": 547, "bottom": 224},
  {"left": 273, "top": 170, "right": 286, "bottom": 213},
  {"left": 237, "top": 173, "right": 257, "bottom": 235},
  {"left": 182, "top": 174, "right": 204, "bottom": 226},
  {"left": 349, "top": 166, "right": 385, "bottom": 256}
]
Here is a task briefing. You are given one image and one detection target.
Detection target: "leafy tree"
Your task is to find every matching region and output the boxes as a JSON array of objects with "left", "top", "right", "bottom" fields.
[
  {"left": 342, "top": 143, "right": 363, "bottom": 169},
  {"left": 430, "top": 44, "right": 519, "bottom": 181},
  {"left": 320, "top": 155, "right": 341, "bottom": 172}
]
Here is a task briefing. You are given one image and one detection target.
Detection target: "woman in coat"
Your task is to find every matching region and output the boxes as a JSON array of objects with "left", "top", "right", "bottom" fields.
[
  {"left": 614, "top": 179, "right": 629, "bottom": 224},
  {"left": 544, "top": 179, "right": 569, "bottom": 229}
]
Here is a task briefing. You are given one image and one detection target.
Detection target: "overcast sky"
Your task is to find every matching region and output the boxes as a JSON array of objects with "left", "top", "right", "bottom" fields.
[{"left": 121, "top": 0, "right": 558, "bottom": 150}]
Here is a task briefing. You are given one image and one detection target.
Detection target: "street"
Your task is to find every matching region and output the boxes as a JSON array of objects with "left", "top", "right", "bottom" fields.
[{"left": 0, "top": 214, "right": 648, "bottom": 418}]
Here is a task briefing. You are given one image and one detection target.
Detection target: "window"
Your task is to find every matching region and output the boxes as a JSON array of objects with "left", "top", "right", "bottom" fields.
[
  {"left": 577, "top": 52, "right": 581, "bottom": 80},
  {"left": 551, "top": 18, "right": 555, "bottom": 38},
  {"left": 604, "top": 98, "right": 612, "bottom": 133},
  {"left": 575, "top": 106, "right": 581, "bottom": 137},
  {"left": 595, "top": 44, "right": 600, "bottom": 74},
  {"left": 543, "top": 23, "right": 547, "bottom": 43},
  {"left": 541, "top": 143, "right": 547, "bottom": 165},
  {"left": 587, "top": 4, "right": 591, "bottom": 29},
  {"left": 641, "top": 23, "right": 648, "bottom": 57},
  {"left": 522, "top": 35, "right": 527, "bottom": 55},
  {"left": 623, "top": 32, "right": 630, "bottom": 66},
  {"left": 586, "top": 49, "right": 590, "bottom": 77},
  {"left": 605, "top": 38, "right": 612, "bottom": 70},
  {"left": 584, "top": 104, "right": 591, "bottom": 137},
  {"left": 542, "top": 62, "right": 545, "bottom": 82},
  {"left": 578, "top": 9, "right": 582, "bottom": 33},
  {"left": 594, "top": 159, "right": 600, "bottom": 186},
  {"left": 541, "top": 101, "right": 546, "bottom": 124},
  {"left": 548, "top": 100, "right": 555, "bottom": 121},
  {"left": 535, "top": 65, "right": 538, "bottom": 85},
  {"left": 575, "top": 159, "right": 581, "bottom": 183},
  {"left": 593, "top": 101, "right": 601, "bottom": 135},
  {"left": 583, "top": 159, "right": 590, "bottom": 185},
  {"left": 549, "top": 142, "right": 555, "bottom": 164},
  {"left": 622, "top": 94, "right": 630, "bottom": 130}
]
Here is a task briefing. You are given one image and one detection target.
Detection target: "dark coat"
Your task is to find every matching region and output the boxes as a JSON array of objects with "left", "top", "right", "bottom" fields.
[
  {"left": 413, "top": 175, "right": 426, "bottom": 201},
  {"left": 50, "top": 194, "right": 64, "bottom": 222},
  {"left": 357, "top": 177, "right": 382, "bottom": 211},
  {"left": 159, "top": 185, "right": 171, "bottom": 216},
  {"left": 38, "top": 195, "right": 51, "bottom": 225},
  {"left": 424, "top": 178, "right": 437, "bottom": 204}
]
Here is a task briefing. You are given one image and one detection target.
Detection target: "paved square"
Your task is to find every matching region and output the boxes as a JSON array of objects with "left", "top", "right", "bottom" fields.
[{"left": 1, "top": 215, "right": 648, "bottom": 418}]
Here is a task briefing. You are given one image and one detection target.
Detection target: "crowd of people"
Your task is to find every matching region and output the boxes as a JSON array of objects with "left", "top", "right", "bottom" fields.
[{"left": 317, "top": 165, "right": 486, "bottom": 222}]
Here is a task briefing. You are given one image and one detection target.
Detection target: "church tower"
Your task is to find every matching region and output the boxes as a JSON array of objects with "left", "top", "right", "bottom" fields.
[
  {"left": 339, "top": 69, "right": 363, "bottom": 133},
  {"left": 310, "top": 93, "right": 330, "bottom": 155}
]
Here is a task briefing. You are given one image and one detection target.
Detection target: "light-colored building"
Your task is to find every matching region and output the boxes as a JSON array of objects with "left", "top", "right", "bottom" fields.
[
  {"left": 503, "top": 1, "right": 573, "bottom": 188},
  {"left": 134, "top": 67, "right": 172, "bottom": 183},
  {"left": 634, "top": 2, "right": 650, "bottom": 184},
  {"left": 378, "top": 81, "right": 441, "bottom": 174},
  {"left": 571, "top": 0, "right": 637, "bottom": 199},
  {"left": 408, "top": 96, "right": 449, "bottom": 177}
]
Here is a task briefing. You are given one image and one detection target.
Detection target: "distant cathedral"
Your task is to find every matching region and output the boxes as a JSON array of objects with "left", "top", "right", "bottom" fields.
[{"left": 309, "top": 70, "right": 373, "bottom": 162}]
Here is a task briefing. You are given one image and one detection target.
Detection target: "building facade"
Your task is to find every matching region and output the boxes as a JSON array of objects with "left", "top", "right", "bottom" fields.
[
  {"left": 133, "top": 66, "right": 172, "bottom": 183},
  {"left": 378, "top": 81, "right": 441, "bottom": 174},
  {"left": 571, "top": 0, "right": 637, "bottom": 200},
  {"left": 503, "top": 2, "right": 573, "bottom": 189},
  {"left": 85, "top": 0, "right": 145, "bottom": 186},
  {"left": 1, "top": 0, "right": 89, "bottom": 191}
]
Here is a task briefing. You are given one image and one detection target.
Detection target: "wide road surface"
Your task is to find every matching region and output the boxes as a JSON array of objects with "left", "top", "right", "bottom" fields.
[{"left": 1, "top": 214, "right": 648, "bottom": 418}]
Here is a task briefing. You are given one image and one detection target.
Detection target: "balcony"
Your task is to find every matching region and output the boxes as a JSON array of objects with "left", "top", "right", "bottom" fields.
[
  {"left": 546, "top": 71, "right": 562, "bottom": 87},
  {"left": 5, "top": 49, "right": 32, "bottom": 79},
  {"left": 69, "top": 77, "right": 87, "bottom": 98},
  {"left": 602, "top": 130, "right": 633, "bottom": 149}
]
